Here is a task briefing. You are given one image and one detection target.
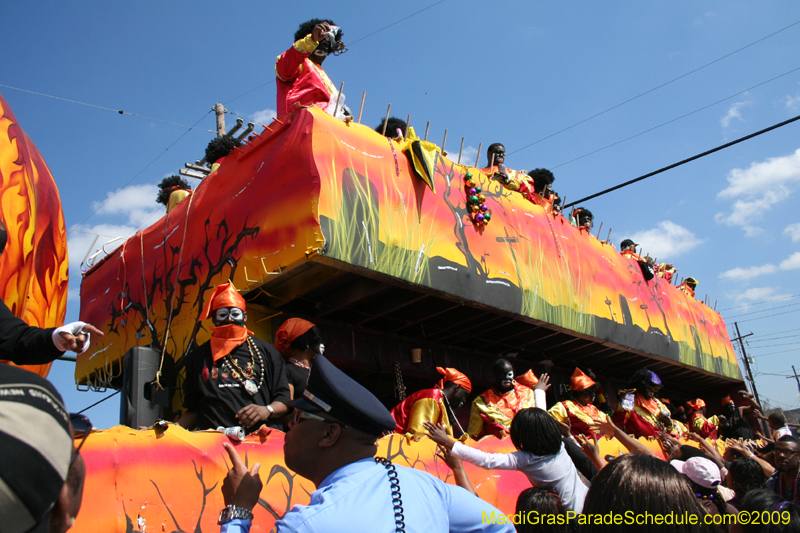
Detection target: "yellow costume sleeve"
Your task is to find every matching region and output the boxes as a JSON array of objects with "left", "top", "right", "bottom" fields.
[
  {"left": 293, "top": 34, "right": 318, "bottom": 54},
  {"left": 406, "top": 397, "right": 449, "bottom": 438},
  {"left": 707, "top": 415, "right": 720, "bottom": 428},
  {"left": 166, "top": 190, "right": 190, "bottom": 213},
  {"left": 691, "top": 416, "right": 705, "bottom": 433},
  {"left": 548, "top": 402, "right": 569, "bottom": 423},
  {"left": 467, "top": 399, "right": 484, "bottom": 438}
]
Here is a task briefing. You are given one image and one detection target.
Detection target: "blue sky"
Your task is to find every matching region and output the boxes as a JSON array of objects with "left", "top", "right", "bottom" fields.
[{"left": 3, "top": 1, "right": 800, "bottom": 428}]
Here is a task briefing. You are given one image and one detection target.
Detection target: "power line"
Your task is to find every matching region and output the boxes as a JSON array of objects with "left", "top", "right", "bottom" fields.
[
  {"left": 736, "top": 308, "right": 800, "bottom": 325},
  {"left": 223, "top": 0, "right": 446, "bottom": 106},
  {"left": 562, "top": 110, "right": 800, "bottom": 209},
  {"left": 753, "top": 347, "right": 800, "bottom": 358},
  {"left": 508, "top": 18, "right": 800, "bottom": 157},
  {"left": 719, "top": 294, "right": 799, "bottom": 311},
  {"left": 66, "top": 110, "right": 212, "bottom": 236},
  {"left": 747, "top": 341, "right": 800, "bottom": 349},
  {"left": 748, "top": 334, "right": 800, "bottom": 344},
  {"left": 76, "top": 389, "right": 121, "bottom": 414},
  {"left": 724, "top": 301, "right": 800, "bottom": 320},
  {"left": 555, "top": 65, "right": 800, "bottom": 173},
  {"left": 0, "top": 83, "right": 215, "bottom": 133}
]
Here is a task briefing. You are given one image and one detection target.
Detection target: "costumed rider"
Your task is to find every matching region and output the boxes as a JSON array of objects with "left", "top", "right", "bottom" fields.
[
  {"left": 205, "top": 135, "right": 243, "bottom": 174},
  {"left": 390, "top": 367, "right": 471, "bottom": 440},
  {"left": 275, "top": 19, "right": 351, "bottom": 120},
  {"left": 527, "top": 168, "right": 561, "bottom": 214},
  {"left": 274, "top": 317, "right": 325, "bottom": 401},
  {"left": 548, "top": 367, "right": 611, "bottom": 439},
  {"left": 0, "top": 220, "right": 103, "bottom": 366},
  {"left": 480, "top": 143, "right": 536, "bottom": 201},
  {"left": 679, "top": 277, "right": 699, "bottom": 298},
  {"left": 612, "top": 368, "right": 675, "bottom": 438},
  {"left": 619, "top": 239, "right": 643, "bottom": 261},
  {"left": 157, "top": 175, "right": 192, "bottom": 214},
  {"left": 718, "top": 391, "right": 759, "bottom": 440},
  {"left": 216, "top": 354, "right": 515, "bottom": 532},
  {"left": 467, "top": 358, "right": 547, "bottom": 440},
  {"left": 686, "top": 398, "right": 721, "bottom": 440},
  {"left": 178, "top": 283, "right": 290, "bottom": 434},
  {"left": 571, "top": 207, "right": 594, "bottom": 233}
]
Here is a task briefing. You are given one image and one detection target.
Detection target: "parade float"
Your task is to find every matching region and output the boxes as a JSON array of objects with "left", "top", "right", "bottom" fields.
[{"left": 1, "top": 92, "right": 744, "bottom": 532}]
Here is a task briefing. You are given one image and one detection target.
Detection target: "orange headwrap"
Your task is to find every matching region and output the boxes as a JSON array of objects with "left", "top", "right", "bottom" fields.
[
  {"left": 570, "top": 368, "right": 595, "bottom": 392},
  {"left": 516, "top": 369, "right": 539, "bottom": 388},
  {"left": 720, "top": 395, "right": 733, "bottom": 407},
  {"left": 198, "top": 283, "right": 246, "bottom": 321},
  {"left": 687, "top": 398, "right": 706, "bottom": 411},
  {"left": 436, "top": 367, "right": 472, "bottom": 393},
  {"left": 274, "top": 318, "right": 315, "bottom": 354}
]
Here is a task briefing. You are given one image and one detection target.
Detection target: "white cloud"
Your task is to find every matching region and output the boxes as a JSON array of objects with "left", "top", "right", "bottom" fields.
[
  {"left": 67, "top": 223, "right": 139, "bottom": 274},
  {"left": 779, "top": 251, "right": 800, "bottom": 271},
  {"left": 785, "top": 93, "right": 800, "bottom": 112},
  {"left": 730, "top": 287, "right": 791, "bottom": 305},
  {"left": 450, "top": 145, "right": 478, "bottom": 166},
  {"left": 721, "top": 100, "right": 748, "bottom": 128},
  {"left": 626, "top": 221, "right": 704, "bottom": 259},
  {"left": 715, "top": 148, "right": 800, "bottom": 235},
  {"left": 91, "top": 183, "right": 163, "bottom": 226},
  {"left": 250, "top": 108, "right": 277, "bottom": 125},
  {"left": 719, "top": 264, "right": 777, "bottom": 281},
  {"left": 784, "top": 222, "right": 800, "bottom": 242}
]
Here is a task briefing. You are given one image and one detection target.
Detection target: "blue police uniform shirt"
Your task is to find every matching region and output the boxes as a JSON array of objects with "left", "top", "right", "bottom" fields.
[{"left": 271, "top": 457, "right": 515, "bottom": 532}]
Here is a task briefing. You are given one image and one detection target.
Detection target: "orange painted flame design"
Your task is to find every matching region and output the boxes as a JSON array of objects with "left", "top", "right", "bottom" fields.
[{"left": 0, "top": 93, "right": 69, "bottom": 377}]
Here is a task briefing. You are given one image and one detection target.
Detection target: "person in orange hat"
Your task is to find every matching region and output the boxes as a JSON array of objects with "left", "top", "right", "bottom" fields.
[
  {"left": 467, "top": 359, "right": 551, "bottom": 440},
  {"left": 274, "top": 318, "right": 325, "bottom": 401},
  {"left": 390, "top": 367, "right": 472, "bottom": 440},
  {"left": 686, "top": 398, "right": 721, "bottom": 439},
  {"left": 178, "top": 283, "right": 291, "bottom": 434},
  {"left": 548, "top": 367, "right": 611, "bottom": 439},
  {"left": 718, "top": 391, "right": 760, "bottom": 440}
]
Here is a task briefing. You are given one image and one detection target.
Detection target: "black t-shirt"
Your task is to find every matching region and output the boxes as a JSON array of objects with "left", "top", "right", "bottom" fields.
[
  {"left": 183, "top": 337, "right": 290, "bottom": 432},
  {"left": 285, "top": 362, "right": 310, "bottom": 399}
]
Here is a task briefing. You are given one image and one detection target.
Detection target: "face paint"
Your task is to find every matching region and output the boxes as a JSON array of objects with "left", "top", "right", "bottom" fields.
[
  {"left": 318, "top": 343, "right": 325, "bottom": 354},
  {"left": 214, "top": 307, "right": 245, "bottom": 324}
]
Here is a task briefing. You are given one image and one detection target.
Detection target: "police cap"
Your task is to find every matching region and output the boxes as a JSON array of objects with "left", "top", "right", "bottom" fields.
[{"left": 290, "top": 355, "right": 396, "bottom": 436}]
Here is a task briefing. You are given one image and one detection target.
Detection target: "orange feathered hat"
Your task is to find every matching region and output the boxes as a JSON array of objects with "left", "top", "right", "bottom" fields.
[
  {"left": 721, "top": 395, "right": 734, "bottom": 407},
  {"left": 198, "top": 283, "right": 246, "bottom": 321},
  {"left": 436, "top": 367, "right": 471, "bottom": 393},
  {"left": 570, "top": 368, "right": 595, "bottom": 392},
  {"left": 687, "top": 398, "right": 706, "bottom": 411},
  {"left": 274, "top": 318, "right": 315, "bottom": 354},
  {"left": 516, "top": 369, "right": 539, "bottom": 388}
]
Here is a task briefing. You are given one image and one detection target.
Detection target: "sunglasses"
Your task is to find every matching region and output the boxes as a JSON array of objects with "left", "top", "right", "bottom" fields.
[
  {"left": 774, "top": 448, "right": 800, "bottom": 458},
  {"left": 70, "top": 413, "right": 92, "bottom": 464},
  {"left": 291, "top": 409, "right": 348, "bottom": 429}
]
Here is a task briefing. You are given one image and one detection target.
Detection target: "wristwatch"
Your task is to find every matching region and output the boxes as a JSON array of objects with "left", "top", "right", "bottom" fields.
[
  {"left": 266, "top": 404, "right": 275, "bottom": 418},
  {"left": 218, "top": 505, "right": 254, "bottom": 524}
]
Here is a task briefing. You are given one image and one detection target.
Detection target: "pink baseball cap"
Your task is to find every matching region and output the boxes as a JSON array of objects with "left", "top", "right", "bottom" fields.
[{"left": 671, "top": 457, "right": 721, "bottom": 489}]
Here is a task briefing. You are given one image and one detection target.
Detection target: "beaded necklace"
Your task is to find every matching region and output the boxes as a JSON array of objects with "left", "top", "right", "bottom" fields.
[
  {"left": 224, "top": 336, "right": 264, "bottom": 396},
  {"left": 288, "top": 357, "right": 311, "bottom": 370},
  {"left": 777, "top": 469, "right": 800, "bottom": 504}
]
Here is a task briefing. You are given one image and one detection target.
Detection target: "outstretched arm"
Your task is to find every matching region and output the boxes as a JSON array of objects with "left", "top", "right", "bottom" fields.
[
  {"left": 594, "top": 418, "right": 656, "bottom": 457},
  {"left": 436, "top": 445, "right": 477, "bottom": 496}
]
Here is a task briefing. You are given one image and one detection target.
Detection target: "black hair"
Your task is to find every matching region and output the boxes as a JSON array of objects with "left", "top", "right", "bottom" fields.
[
  {"left": 486, "top": 143, "right": 504, "bottom": 165},
  {"left": 687, "top": 478, "right": 728, "bottom": 516},
  {"left": 574, "top": 207, "right": 593, "bottom": 226},
  {"left": 769, "top": 412, "right": 787, "bottom": 427},
  {"left": 375, "top": 117, "right": 407, "bottom": 138},
  {"left": 630, "top": 368, "right": 658, "bottom": 394},
  {"left": 515, "top": 487, "right": 569, "bottom": 533},
  {"left": 289, "top": 325, "right": 324, "bottom": 354},
  {"left": 739, "top": 489, "right": 800, "bottom": 532},
  {"left": 573, "top": 384, "right": 598, "bottom": 397},
  {"left": 510, "top": 408, "right": 563, "bottom": 456},
  {"left": 527, "top": 168, "right": 555, "bottom": 195},
  {"left": 728, "top": 457, "right": 766, "bottom": 496},
  {"left": 778, "top": 434, "right": 800, "bottom": 447},
  {"left": 294, "top": 19, "right": 341, "bottom": 42},
  {"left": 582, "top": 454, "right": 709, "bottom": 533},
  {"left": 205, "top": 136, "right": 243, "bottom": 165},
  {"left": 156, "top": 176, "right": 191, "bottom": 205},
  {"left": 678, "top": 445, "right": 711, "bottom": 461}
]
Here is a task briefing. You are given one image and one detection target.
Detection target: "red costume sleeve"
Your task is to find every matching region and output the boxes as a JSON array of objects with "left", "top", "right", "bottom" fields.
[{"left": 275, "top": 35, "right": 316, "bottom": 84}]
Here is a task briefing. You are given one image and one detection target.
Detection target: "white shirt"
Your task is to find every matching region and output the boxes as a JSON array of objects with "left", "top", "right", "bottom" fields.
[{"left": 451, "top": 441, "right": 588, "bottom": 513}]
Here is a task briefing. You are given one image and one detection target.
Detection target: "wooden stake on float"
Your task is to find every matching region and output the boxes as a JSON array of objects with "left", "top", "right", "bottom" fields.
[
  {"left": 357, "top": 91, "right": 366, "bottom": 124},
  {"left": 596, "top": 222, "right": 603, "bottom": 238},
  {"left": 424, "top": 121, "right": 430, "bottom": 141},
  {"left": 441, "top": 130, "right": 448, "bottom": 156},
  {"left": 333, "top": 82, "right": 345, "bottom": 119},
  {"left": 457, "top": 137, "right": 465, "bottom": 164},
  {"left": 475, "top": 143, "right": 482, "bottom": 168},
  {"left": 381, "top": 104, "right": 392, "bottom": 136},
  {"left": 606, "top": 228, "right": 612, "bottom": 243},
  {"left": 405, "top": 114, "right": 411, "bottom": 139}
]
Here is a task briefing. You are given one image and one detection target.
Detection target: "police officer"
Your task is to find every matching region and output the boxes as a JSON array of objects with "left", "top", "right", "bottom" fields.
[{"left": 218, "top": 355, "right": 515, "bottom": 532}]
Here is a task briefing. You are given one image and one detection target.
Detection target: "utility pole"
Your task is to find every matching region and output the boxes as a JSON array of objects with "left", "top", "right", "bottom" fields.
[
  {"left": 732, "top": 322, "right": 761, "bottom": 406},
  {"left": 790, "top": 365, "right": 800, "bottom": 395},
  {"left": 213, "top": 102, "right": 226, "bottom": 138}
]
